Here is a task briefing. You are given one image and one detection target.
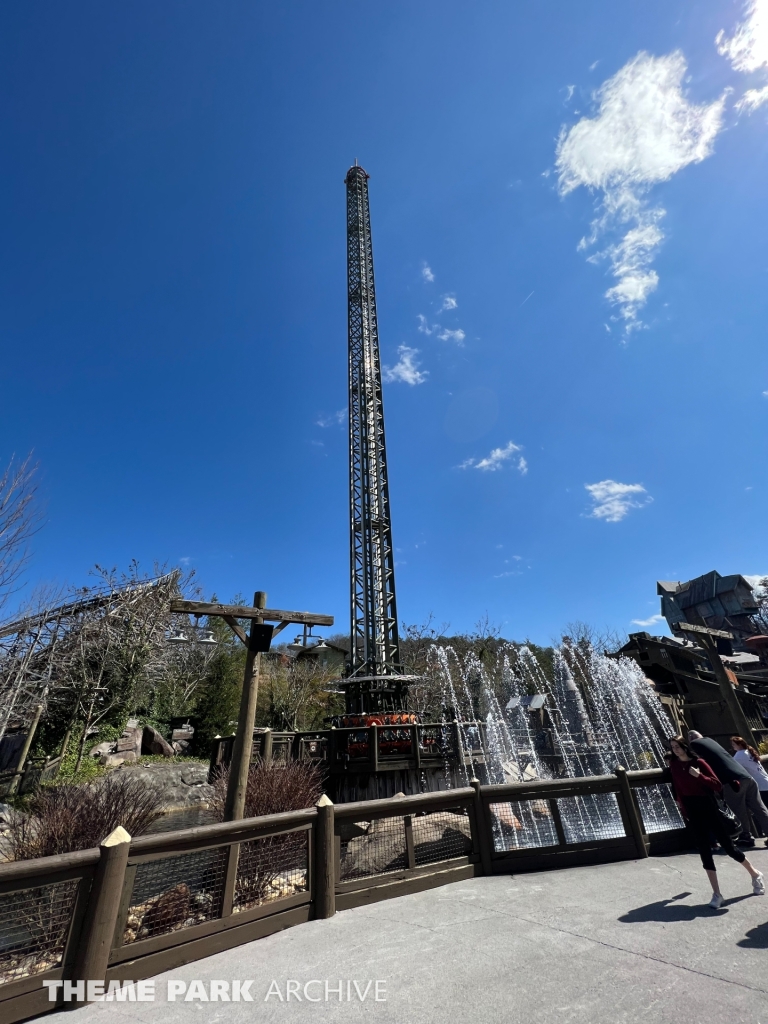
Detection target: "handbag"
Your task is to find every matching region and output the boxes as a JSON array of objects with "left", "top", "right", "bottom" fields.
[{"left": 714, "top": 796, "right": 742, "bottom": 837}]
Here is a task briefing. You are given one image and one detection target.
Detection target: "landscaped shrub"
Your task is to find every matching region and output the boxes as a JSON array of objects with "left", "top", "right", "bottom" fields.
[
  {"left": 211, "top": 758, "right": 323, "bottom": 820},
  {"left": 6, "top": 771, "right": 164, "bottom": 860},
  {"left": 210, "top": 759, "right": 323, "bottom": 913}
]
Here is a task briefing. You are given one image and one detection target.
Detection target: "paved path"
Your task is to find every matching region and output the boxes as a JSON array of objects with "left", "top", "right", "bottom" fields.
[{"left": 48, "top": 848, "right": 768, "bottom": 1024}]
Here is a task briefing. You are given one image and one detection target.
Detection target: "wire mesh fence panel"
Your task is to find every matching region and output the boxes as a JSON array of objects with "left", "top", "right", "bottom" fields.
[
  {"left": 635, "top": 784, "right": 685, "bottom": 834},
  {"left": 123, "top": 847, "right": 227, "bottom": 944},
  {"left": 0, "top": 879, "right": 79, "bottom": 986},
  {"left": 557, "top": 792, "right": 625, "bottom": 844},
  {"left": 233, "top": 831, "right": 309, "bottom": 913},
  {"left": 338, "top": 815, "right": 408, "bottom": 880},
  {"left": 412, "top": 808, "right": 473, "bottom": 865},
  {"left": 488, "top": 800, "right": 559, "bottom": 852}
]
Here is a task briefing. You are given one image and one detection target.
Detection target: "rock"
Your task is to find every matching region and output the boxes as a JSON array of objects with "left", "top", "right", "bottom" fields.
[
  {"left": 180, "top": 767, "right": 206, "bottom": 786},
  {"left": 123, "top": 761, "right": 215, "bottom": 811},
  {"left": 141, "top": 726, "right": 174, "bottom": 757},
  {"left": 89, "top": 741, "right": 116, "bottom": 758},
  {"left": 172, "top": 739, "right": 191, "bottom": 755},
  {"left": 117, "top": 725, "right": 143, "bottom": 757},
  {"left": 99, "top": 753, "right": 126, "bottom": 768},
  {"left": 0, "top": 803, "right": 12, "bottom": 823},
  {"left": 137, "top": 883, "right": 191, "bottom": 939}
]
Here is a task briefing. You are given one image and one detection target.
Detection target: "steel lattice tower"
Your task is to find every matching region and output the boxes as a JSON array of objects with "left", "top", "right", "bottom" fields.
[{"left": 345, "top": 163, "right": 403, "bottom": 700}]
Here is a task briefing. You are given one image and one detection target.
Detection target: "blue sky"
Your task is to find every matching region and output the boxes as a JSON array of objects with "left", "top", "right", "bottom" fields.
[{"left": 1, "top": 1, "right": 767, "bottom": 643}]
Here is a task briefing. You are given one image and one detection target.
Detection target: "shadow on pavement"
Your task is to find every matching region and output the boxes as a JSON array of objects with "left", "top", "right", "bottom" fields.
[
  {"left": 738, "top": 921, "right": 768, "bottom": 948},
  {"left": 618, "top": 892, "right": 752, "bottom": 923}
]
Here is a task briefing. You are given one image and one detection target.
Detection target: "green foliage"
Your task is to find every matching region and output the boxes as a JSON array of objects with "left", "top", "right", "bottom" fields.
[
  {"left": 56, "top": 724, "right": 124, "bottom": 784},
  {"left": 192, "top": 615, "right": 245, "bottom": 754}
]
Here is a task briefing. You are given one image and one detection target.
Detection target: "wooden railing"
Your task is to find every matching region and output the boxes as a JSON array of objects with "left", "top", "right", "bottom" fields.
[{"left": 0, "top": 769, "right": 689, "bottom": 1024}]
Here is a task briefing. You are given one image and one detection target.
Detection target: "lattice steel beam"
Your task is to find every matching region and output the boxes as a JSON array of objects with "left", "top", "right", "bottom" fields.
[{"left": 345, "top": 164, "right": 401, "bottom": 681}]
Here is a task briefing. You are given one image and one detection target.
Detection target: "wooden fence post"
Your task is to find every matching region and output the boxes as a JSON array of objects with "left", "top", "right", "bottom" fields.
[
  {"left": 73, "top": 826, "right": 132, "bottom": 1003},
  {"left": 314, "top": 795, "right": 336, "bottom": 919},
  {"left": 614, "top": 766, "right": 648, "bottom": 858},
  {"left": 470, "top": 777, "right": 493, "bottom": 876},
  {"left": 262, "top": 728, "right": 273, "bottom": 764},
  {"left": 403, "top": 815, "right": 416, "bottom": 869},
  {"left": 7, "top": 704, "right": 43, "bottom": 796}
]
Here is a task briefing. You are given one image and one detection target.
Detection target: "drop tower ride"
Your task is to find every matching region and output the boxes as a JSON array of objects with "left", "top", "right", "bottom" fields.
[{"left": 342, "top": 163, "right": 410, "bottom": 716}]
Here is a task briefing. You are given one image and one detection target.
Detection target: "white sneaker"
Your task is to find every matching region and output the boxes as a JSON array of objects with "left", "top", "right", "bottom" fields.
[
  {"left": 752, "top": 873, "right": 765, "bottom": 896},
  {"left": 708, "top": 892, "right": 724, "bottom": 909}
]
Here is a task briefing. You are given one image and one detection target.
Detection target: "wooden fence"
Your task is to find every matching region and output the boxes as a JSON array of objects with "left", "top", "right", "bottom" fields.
[{"left": 0, "top": 769, "right": 688, "bottom": 1024}]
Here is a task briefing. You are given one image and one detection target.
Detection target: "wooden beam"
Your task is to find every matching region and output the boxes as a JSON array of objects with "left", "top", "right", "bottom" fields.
[
  {"left": 170, "top": 600, "right": 333, "bottom": 626},
  {"left": 676, "top": 622, "right": 734, "bottom": 640},
  {"left": 222, "top": 615, "right": 248, "bottom": 646}
]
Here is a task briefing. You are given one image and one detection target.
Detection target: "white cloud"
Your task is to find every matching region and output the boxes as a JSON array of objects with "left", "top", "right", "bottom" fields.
[
  {"left": 736, "top": 84, "right": 768, "bottom": 112},
  {"left": 437, "top": 328, "right": 466, "bottom": 345},
  {"left": 439, "top": 294, "right": 458, "bottom": 311},
  {"left": 417, "top": 314, "right": 435, "bottom": 335},
  {"left": 383, "top": 346, "right": 428, "bottom": 385},
  {"left": 564, "top": 84, "right": 575, "bottom": 103},
  {"left": 460, "top": 441, "right": 527, "bottom": 473},
  {"left": 557, "top": 52, "right": 725, "bottom": 333},
  {"left": 316, "top": 409, "right": 346, "bottom": 428},
  {"left": 717, "top": 0, "right": 768, "bottom": 74},
  {"left": 763, "top": 389, "right": 768, "bottom": 397},
  {"left": 585, "top": 479, "right": 652, "bottom": 522},
  {"left": 421, "top": 262, "right": 435, "bottom": 283},
  {"left": 744, "top": 573, "right": 768, "bottom": 594},
  {"left": 631, "top": 613, "right": 665, "bottom": 627}
]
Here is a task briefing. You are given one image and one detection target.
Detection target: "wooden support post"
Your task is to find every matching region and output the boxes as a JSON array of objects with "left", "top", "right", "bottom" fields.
[
  {"left": 614, "top": 766, "right": 648, "bottom": 858},
  {"left": 700, "top": 635, "right": 757, "bottom": 749},
  {"left": 8, "top": 703, "right": 43, "bottom": 796},
  {"left": 370, "top": 724, "right": 378, "bottom": 772},
  {"left": 59, "top": 724, "right": 73, "bottom": 760},
  {"left": 73, "top": 826, "right": 131, "bottom": 1003},
  {"left": 262, "top": 728, "right": 273, "bottom": 764},
  {"left": 314, "top": 795, "right": 336, "bottom": 919},
  {"left": 453, "top": 720, "right": 462, "bottom": 762},
  {"left": 221, "top": 843, "right": 240, "bottom": 918},
  {"left": 548, "top": 798, "right": 567, "bottom": 847},
  {"left": 403, "top": 815, "right": 416, "bottom": 869},
  {"left": 470, "top": 777, "right": 493, "bottom": 876},
  {"left": 412, "top": 724, "right": 420, "bottom": 772},
  {"left": 224, "top": 591, "right": 267, "bottom": 821}
]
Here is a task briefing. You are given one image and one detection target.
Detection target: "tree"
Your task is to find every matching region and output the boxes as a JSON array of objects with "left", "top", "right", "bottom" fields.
[
  {"left": 192, "top": 616, "right": 245, "bottom": 755},
  {"left": 259, "top": 655, "right": 343, "bottom": 732},
  {"left": 0, "top": 453, "right": 40, "bottom": 613}
]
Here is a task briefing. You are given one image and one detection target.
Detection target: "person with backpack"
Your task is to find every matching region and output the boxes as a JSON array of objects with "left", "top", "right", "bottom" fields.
[
  {"left": 688, "top": 731, "right": 768, "bottom": 847},
  {"left": 668, "top": 735, "right": 764, "bottom": 909}
]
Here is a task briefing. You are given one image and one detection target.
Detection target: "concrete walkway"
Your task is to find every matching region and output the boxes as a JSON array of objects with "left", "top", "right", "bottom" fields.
[{"left": 48, "top": 848, "right": 768, "bottom": 1024}]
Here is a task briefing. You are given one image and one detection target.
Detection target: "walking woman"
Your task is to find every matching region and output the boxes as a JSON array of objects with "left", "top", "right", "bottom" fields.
[
  {"left": 731, "top": 736, "right": 768, "bottom": 797},
  {"left": 667, "top": 736, "right": 764, "bottom": 908}
]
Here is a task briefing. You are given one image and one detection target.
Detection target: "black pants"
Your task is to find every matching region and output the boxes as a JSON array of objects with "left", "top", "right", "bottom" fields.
[{"left": 683, "top": 796, "right": 746, "bottom": 872}]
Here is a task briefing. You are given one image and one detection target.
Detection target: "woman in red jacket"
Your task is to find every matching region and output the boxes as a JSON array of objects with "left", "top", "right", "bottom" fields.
[{"left": 668, "top": 735, "right": 764, "bottom": 909}]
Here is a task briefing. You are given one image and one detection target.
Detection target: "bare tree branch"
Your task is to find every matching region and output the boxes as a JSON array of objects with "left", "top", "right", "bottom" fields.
[{"left": 0, "top": 453, "right": 40, "bottom": 610}]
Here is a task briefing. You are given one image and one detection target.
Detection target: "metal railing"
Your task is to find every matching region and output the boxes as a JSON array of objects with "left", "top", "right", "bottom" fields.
[{"left": 0, "top": 768, "right": 690, "bottom": 1023}]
